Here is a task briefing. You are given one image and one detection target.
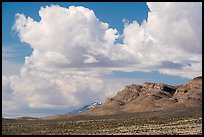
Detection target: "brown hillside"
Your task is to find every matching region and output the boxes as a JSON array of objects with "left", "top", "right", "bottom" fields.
[{"left": 84, "top": 76, "right": 202, "bottom": 115}]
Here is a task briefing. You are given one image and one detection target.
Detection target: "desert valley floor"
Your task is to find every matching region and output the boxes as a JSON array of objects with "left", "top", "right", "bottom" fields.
[{"left": 2, "top": 106, "right": 202, "bottom": 135}]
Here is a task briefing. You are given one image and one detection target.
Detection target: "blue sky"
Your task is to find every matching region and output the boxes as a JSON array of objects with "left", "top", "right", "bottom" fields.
[{"left": 3, "top": 2, "right": 201, "bottom": 117}]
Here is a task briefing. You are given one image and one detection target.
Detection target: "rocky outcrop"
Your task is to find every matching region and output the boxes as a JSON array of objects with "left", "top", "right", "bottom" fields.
[
  {"left": 172, "top": 76, "right": 202, "bottom": 107},
  {"left": 84, "top": 76, "right": 202, "bottom": 115}
]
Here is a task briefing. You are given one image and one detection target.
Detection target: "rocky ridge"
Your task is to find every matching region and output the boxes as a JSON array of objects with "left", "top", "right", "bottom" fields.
[{"left": 84, "top": 76, "right": 202, "bottom": 115}]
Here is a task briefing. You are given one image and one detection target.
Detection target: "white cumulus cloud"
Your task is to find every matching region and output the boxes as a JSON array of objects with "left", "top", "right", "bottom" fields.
[{"left": 121, "top": 2, "right": 202, "bottom": 78}]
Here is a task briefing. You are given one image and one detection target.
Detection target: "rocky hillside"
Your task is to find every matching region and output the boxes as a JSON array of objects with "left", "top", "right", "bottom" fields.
[{"left": 84, "top": 76, "right": 202, "bottom": 115}]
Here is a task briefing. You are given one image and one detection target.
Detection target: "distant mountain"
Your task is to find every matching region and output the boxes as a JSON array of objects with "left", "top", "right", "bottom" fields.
[
  {"left": 40, "top": 76, "right": 202, "bottom": 120},
  {"left": 15, "top": 116, "right": 39, "bottom": 120},
  {"left": 68, "top": 101, "right": 102, "bottom": 114},
  {"left": 84, "top": 76, "right": 202, "bottom": 115}
]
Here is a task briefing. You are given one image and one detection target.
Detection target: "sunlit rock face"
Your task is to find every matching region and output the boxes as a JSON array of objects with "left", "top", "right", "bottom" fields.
[{"left": 85, "top": 76, "right": 202, "bottom": 115}]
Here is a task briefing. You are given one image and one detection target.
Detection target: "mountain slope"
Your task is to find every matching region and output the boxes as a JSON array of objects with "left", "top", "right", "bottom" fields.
[
  {"left": 68, "top": 101, "right": 102, "bottom": 114},
  {"left": 84, "top": 76, "right": 202, "bottom": 115}
]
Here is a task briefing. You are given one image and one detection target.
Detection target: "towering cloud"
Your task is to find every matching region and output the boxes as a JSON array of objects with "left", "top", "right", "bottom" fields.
[
  {"left": 122, "top": 2, "right": 202, "bottom": 78},
  {"left": 3, "top": 2, "right": 202, "bottom": 117}
]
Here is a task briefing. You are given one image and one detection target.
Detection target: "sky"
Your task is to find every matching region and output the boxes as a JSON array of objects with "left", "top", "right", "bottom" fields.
[{"left": 2, "top": 2, "right": 202, "bottom": 118}]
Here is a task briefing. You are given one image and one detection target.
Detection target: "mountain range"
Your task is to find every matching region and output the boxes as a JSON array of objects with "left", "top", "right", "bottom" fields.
[
  {"left": 20, "top": 76, "right": 202, "bottom": 120},
  {"left": 84, "top": 76, "right": 202, "bottom": 115}
]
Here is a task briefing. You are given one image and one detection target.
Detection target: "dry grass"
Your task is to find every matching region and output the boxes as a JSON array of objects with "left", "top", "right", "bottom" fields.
[
  {"left": 2, "top": 107, "right": 202, "bottom": 135},
  {"left": 2, "top": 110, "right": 202, "bottom": 135}
]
